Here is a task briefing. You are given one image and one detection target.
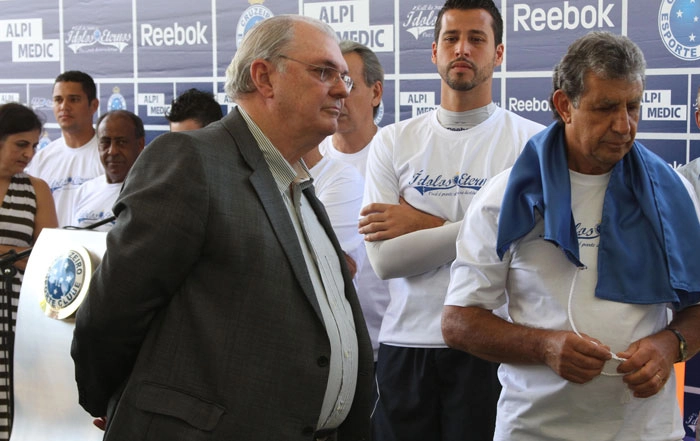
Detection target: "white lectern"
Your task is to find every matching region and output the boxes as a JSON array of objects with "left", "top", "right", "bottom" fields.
[{"left": 11, "top": 228, "right": 107, "bottom": 441}]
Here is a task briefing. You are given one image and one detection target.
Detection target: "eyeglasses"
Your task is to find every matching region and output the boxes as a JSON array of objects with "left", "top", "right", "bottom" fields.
[{"left": 278, "top": 55, "right": 353, "bottom": 92}]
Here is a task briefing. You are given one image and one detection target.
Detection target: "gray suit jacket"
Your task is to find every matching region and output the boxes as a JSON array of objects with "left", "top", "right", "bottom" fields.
[{"left": 71, "top": 109, "right": 373, "bottom": 441}]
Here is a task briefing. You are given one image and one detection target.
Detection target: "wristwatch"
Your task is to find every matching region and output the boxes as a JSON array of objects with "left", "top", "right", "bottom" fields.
[{"left": 667, "top": 328, "right": 688, "bottom": 363}]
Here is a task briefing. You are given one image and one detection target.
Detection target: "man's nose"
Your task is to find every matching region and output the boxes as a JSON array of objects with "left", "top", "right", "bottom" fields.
[
  {"left": 455, "top": 40, "right": 470, "bottom": 58},
  {"left": 330, "top": 78, "right": 350, "bottom": 99},
  {"left": 611, "top": 109, "right": 632, "bottom": 135}
]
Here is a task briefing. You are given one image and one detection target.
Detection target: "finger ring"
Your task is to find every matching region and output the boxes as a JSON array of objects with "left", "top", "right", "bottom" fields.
[{"left": 655, "top": 373, "right": 663, "bottom": 382}]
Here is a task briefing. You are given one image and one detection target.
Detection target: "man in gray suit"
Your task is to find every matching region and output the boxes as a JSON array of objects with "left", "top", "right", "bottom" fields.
[{"left": 71, "top": 14, "right": 373, "bottom": 441}]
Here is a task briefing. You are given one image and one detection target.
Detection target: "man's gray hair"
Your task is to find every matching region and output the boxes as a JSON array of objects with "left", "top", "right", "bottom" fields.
[
  {"left": 225, "top": 15, "right": 338, "bottom": 101},
  {"left": 339, "top": 40, "right": 384, "bottom": 118},
  {"left": 549, "top": 31, "right": 646, "bottom": 124}
]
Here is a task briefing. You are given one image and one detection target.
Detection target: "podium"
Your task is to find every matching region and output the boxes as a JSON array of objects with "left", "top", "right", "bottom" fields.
[{"left": 11, "top": 228, "right": 107, "bottom": 441}]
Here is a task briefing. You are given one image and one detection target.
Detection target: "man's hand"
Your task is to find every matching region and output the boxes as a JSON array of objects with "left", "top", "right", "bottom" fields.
[
  {"left": 542, "top": 331, "right": 611, "bottom": 384},
  {"left": 616, "top": 330, "right": 678, "bottom": 398},
  {"left": 93, "top": 416, "right": 107, "bottom": 431},
  {"left": 343, "top": 253, "right": 357, "bottom": 278},
  {"left": 359, "top": 197, "right": 445, "bottom": 241}
]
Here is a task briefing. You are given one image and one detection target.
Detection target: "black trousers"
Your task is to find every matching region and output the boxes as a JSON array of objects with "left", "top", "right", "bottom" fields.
[{"left": 371, "top": 344, "right": 501, "bottom": 441}]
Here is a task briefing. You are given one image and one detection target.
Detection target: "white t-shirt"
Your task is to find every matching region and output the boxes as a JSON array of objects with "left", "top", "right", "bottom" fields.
[
  {"left": 70, "top": 174, "right": 121, "bottom": 231},
  {"left": 26, "top": 135, "right": 103, "bottom": 227},
  {"left": 445, "top": 168, "right": 700, "bottom": 441},
  {"left": 309, "top": 156, "right": 365, "bottom": 262},
  {"left": 363, "top": 107, "right": 544, "bottom": 347},
  {"left": 318, "top": 135, "right": 391, "bottom": 360},
  {"left": 678, "top": 157, "right": 700, "bottom": 199},
  {"left": 319, "top": 136, "right": 372, "bottom": 178}
]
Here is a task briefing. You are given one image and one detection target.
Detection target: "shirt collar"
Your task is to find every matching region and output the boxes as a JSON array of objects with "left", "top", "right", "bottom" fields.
[{"left": 238, "top": 107, "right": 312, "bottom": 193}]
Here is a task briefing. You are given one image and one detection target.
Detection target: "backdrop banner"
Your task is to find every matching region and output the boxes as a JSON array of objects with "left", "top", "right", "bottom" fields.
[{"left": 0, "top": 0, "right": 698, "bottom": 438}]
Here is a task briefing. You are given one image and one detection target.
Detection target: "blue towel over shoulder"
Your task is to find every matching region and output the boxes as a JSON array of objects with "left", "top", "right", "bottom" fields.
[{"left": 496, "top": 123, "right": 700, "bottom": 310}]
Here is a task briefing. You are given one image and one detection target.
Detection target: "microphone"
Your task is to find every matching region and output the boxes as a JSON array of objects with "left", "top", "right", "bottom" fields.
[
  {"left": 0, "top": 248, "right": 33, "bottom": 269},
  {"left": 63, "top": 215, "right": 117, "bottom": 231}
]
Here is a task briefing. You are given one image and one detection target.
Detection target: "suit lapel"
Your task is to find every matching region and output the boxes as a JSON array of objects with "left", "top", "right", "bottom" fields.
[{"left": 220, "top": 110, "right": 325, "bottom": 321}]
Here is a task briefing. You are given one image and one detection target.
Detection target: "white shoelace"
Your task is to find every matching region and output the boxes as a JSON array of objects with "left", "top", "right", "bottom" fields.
[{"left": 566, "top": 266, "right": 626, "bottom": 377}]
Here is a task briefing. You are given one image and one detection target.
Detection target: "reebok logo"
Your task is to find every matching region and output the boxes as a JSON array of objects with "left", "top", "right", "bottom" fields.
[
  {"left": 513, "top": 0, "right": 615, "bottom": 32},
  {"left": 140, "top": 21, "right": 208, "bottom": 46}
]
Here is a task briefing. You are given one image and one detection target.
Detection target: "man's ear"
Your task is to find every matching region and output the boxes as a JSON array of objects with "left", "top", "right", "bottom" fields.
[
  {"left": 89, "top": 98, "right": 100, "bottom": 115},
  {"left": 249, "top": 59, "right": 276, "bottom": 98},
  {"left": 371, "top": 81, "right": 383, "bottom": 108},
  {"left": 494, "top": 43, "right": 504, "bottom": 68},
  {"left": 552, "top": 89, "right": 572, "bottom": 124}
]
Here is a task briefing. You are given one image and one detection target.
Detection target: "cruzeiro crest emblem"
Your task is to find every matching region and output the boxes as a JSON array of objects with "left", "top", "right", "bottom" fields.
[
  {"left": 41, "top": 247, "right": 93, "bottom": 319},
  {"left": 108, "top": 86, "right": 127, "bottom": 111},
  {"left": 658, "top": 0, "right": 700, "bottom": 61},
  {"left": 236, "top": 0, "right": 274, "bottom": 49}
]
